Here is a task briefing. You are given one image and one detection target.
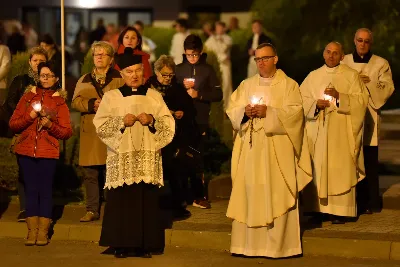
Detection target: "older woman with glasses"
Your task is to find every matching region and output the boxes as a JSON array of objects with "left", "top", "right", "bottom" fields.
[
  {"left": 72, "top": 41, "right": 124, "bottom": 223},
  {"left": 9, "top": 61, "right": 73, "bottom": 246},
  {"left": 145, "top": 55, "right": 198, "bottom": 220},
  {"left": 6, "top": 46, "right": 48, "bottom": 222}
]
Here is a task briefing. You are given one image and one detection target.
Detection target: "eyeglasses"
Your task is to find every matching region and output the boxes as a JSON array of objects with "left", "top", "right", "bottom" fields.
[
  {"left": 356, "top": 38, "right": 371, "bottom": 45},
  {"left": 40, "top": 74, "right": 55, "bottom": 79},
  {"left": 160, "top": 73, "right": 175, "bottom": 79},
  {"left": 254, "top": 56, "right": 275, "bottom": 63},
  {"left": 185, "top": 54, "right": 200, "bottom": 58},
  {"left": 94, "top": 54, "right": 111, "bottom": 58}
]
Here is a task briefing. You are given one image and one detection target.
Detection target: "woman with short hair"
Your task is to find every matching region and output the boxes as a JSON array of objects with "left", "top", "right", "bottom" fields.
[
  {"left": 72, "top": 41, "right": 124, "bottom": 223},
  {"left": 145, "top": 55, "right": 198, "bottom": 220},
  {"left": 9, "top": 61, "right": 73, "bottom": 246}
]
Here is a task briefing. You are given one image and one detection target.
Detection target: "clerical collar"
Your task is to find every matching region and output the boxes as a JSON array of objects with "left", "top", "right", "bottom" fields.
[
  {"left": 324, "top": 64, "right": 340, "bottom": 72},
  {"left": 119, "top": 84, "right": 148, "bottom": 97},
  {"left": 353, "top": 50, "right": 372, "bottom": 63}
]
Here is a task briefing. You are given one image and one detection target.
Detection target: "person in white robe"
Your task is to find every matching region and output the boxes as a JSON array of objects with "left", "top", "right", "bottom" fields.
[
  {"left": 205, "top": 21, "right": 233, "bottom": 109},
  {"left": 93, "top": 47, "right": 175, "bottom": 258},
  {"left": 342, "top": 28, "right": 395, "bottom": 214},
  {"left": 226, "top": 43, "right": 312, "bottom": 258},
  {"left": 300, "top": 42, "right": 369, "bottom": 224},
  {"left": 246, "top": 20, "right": 273, "bottom": 78},
  {"left": 170, "top": 19, "right": 190, "bottom": 65}
]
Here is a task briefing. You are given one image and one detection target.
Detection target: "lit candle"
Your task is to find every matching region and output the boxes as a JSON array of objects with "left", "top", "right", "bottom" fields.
[
  {"left": 323, "top": 94, "right": 334, "bottom": 102},
  {"left": 250, "top": 95, "right": 262, "bottom": 107},
  {"left": 32, "top": 101, "right": 42, "bottom": 112},
  {"left": 185, "top": 78, "right": 195, "bottom": 83}
]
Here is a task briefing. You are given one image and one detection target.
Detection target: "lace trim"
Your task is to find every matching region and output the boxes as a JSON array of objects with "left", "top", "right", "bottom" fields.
[
  {"left": 154, "top": 116, "right": 174, "bottom": 150},
  {"left": 104, "top": 150, "right": 163, "bottom": 189},
  {"left": 97, "top": 116, "right": 124, "bottom": 152}
]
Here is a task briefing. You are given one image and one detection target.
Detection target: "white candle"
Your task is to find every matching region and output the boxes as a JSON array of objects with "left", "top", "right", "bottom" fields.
[
  {"left": 323, "top": 94, "right": 334, "bottom": 102},
  {"left": 186, "top": 78, "right": 195, "bottom": 83},
  {"left": 32, "top": 101, "right": 42, "bottom": 112}
]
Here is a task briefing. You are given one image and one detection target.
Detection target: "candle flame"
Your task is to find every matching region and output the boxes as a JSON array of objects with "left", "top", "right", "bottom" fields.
[{"left": 32, "top": 102, "right": 42, "bottom": 112}]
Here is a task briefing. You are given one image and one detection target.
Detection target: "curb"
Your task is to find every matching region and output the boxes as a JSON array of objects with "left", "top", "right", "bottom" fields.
[{"left": 1, "top": 221, "right": 399, "bottom": 260}]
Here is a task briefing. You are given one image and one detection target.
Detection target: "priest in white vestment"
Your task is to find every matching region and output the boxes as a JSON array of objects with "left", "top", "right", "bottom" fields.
[
  {"left": 226, "top": 43, "right": 312, "bottom": 258},
  {"left": 205, "top": 21, "right": 233, "bottom": 109},
  {"left": 300, "top": 42, "right": 369, "bottom": 224},
  {"left": 93, "top": 47, "right": 175, "bottom": 258},
  {"left": 342, "top": 28, "right": 395, "bottom": 214}
]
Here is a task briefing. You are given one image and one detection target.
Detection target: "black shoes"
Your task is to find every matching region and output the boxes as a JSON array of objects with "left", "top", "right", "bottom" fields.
[
  {"left": 113, "top": 248, "right": 155, "bottom": 258},
  {"left": 114, "top": 248, "right": 128, "bottom": 258},
  {"left": 173, "top": 208, "right": 192, "bottom": 221}
]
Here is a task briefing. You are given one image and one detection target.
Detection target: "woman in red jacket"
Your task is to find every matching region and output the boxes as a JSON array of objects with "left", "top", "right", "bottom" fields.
[
  {"left": 9, "top": 61, "right": 73, "bottom": 246},
  {"left": 114, "top": 26, "right": 152, "bottom": 81}
]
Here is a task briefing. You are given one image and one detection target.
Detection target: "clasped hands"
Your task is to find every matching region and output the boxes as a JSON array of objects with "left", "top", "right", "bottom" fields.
[
  {"left": 245, "top": 104, "right": 267, "bottom": 118},
  {"left": 124, "top": 113, "right": 153, "bottom": 127},
  {"left": 316, "top": 87, "right": 339, "bottom": 109},
  {"left": 30, "top": 109, "right": 52, "bottom": 129}
]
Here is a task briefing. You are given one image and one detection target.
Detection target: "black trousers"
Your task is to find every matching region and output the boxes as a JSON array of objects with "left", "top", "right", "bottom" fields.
[
  {"left": 99, "top": 183, "right": 164, "bottom": 250},
  {"left": 83, "top": 165, "right": 106, "bottom": 213},
  {"left": 357, "top": 146, "right": 381, "bottom": 212}
]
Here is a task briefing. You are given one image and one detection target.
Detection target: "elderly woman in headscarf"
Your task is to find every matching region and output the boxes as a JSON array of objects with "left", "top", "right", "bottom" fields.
[
  {"left": 145, "top": 55, "right": 198, "bottom": 221},
  {"left": 72, "top": 41, "right": 124, "bottom": 223},
  {"left": 6, "top": 46, "right": 48, "bottom": 223},
  {"left": 114, "top": 26, "right": 152, "bottom": 81},
  {"left": 93, "top": 47, "right": 175, "bottom": 259}
]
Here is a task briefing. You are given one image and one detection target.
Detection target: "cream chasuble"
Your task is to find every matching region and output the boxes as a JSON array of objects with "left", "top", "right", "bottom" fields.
[
  {"left": 300, "top": 64, "right": 368, "bottom": 217},
  {"left": 226, "top": 70, "right": 312, "bottom": 258},
  {"left": 342, "top": 54, "right": 395, "bottom": 146},
  {"left": 93, "top": 87, "right": 175, "bottom": 189}
]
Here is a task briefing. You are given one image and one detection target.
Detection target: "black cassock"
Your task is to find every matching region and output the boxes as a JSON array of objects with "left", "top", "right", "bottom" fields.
[{"left": 99, "top": 85, "right": 165, "bottom": 251}]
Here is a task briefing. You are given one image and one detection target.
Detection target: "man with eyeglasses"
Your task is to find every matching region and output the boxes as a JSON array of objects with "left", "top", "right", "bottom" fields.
[
  {"left": 226, "top": 43, "right": 312, "bottom": 258},
  {"left": 301, "top": 42, "right": 368, "bottom": 224},
  {"left": 175, "top": 34, "right": 222, "bottom": 209},
  {"left": 342, "top": 28, "right": 395, "bottom": 215}
]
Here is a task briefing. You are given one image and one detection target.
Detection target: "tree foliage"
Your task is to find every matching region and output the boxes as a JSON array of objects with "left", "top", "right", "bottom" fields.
[{"left": 251, "top": 0, "right": 400, "bottom": 108}]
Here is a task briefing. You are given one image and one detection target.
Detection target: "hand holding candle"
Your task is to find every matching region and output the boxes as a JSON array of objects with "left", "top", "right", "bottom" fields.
[{"left": 183, "top": 78, "right": 195, "bottom": 89}]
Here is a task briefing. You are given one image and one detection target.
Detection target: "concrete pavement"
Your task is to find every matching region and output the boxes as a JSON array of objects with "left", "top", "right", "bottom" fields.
[
  {"left": 1, "top": 200, "right": 400, "bottom": 260},
  {"left": 2, "top": 237, "right": 400, "bottom": 267}
]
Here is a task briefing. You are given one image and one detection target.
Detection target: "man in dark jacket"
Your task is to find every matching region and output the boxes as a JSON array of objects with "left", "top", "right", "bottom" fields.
[
  {"left": 175, "top": 34, "right": 222, "bottom": 209},
  {"left": 246, "top": 20, "right": 273, "bottom": 78}
]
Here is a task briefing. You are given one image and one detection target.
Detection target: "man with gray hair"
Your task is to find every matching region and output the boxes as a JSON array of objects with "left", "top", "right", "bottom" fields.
[
  {"left": 301, "top": 42, "right": 369, "bottom": 224},
  {"left": 342, "top": 28, "right": 395, "bottom": 215},
  {"left": 72, "top": 41, "right": 124, "bottom": 222}
]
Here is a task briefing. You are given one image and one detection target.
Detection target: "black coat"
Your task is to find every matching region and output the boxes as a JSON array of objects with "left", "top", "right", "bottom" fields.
[
  {"left": 5, "top": 74, "right": 36, "bottom": 115},
  {"left": 145, "top": 76, "right": 200, "bottom": 150},
  {"left": 246, "top": 33, "right": 273, "bottom": 58},
  {"left": 175, "top": 53, "right": 222, "bottom": 129}
]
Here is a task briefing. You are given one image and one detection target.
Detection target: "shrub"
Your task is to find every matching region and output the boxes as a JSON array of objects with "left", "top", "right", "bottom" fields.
[{"left": 7, "top": 52, "right": 30, "bottom": 87}]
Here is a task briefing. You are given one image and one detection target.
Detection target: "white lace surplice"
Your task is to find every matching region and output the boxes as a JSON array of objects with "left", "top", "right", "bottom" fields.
[{"left": 93, "top": 88, "right": 175, "bottom": 189}]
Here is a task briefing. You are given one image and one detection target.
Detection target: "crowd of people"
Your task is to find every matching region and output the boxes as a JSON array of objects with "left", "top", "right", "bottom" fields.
[{"left": 0, "top": 16, "right": 394, "bottom": 260}]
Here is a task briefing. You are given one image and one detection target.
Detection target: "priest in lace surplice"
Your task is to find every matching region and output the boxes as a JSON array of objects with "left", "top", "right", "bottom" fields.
[
  {"left": 300, "top": 42, "right": 368, "bottom": 224},
  {"left": 93, "top": 47, "right": 175, "bottom": 258},
  {"left": 226, "top": 43, "right": 312, "bottom": 258}
]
